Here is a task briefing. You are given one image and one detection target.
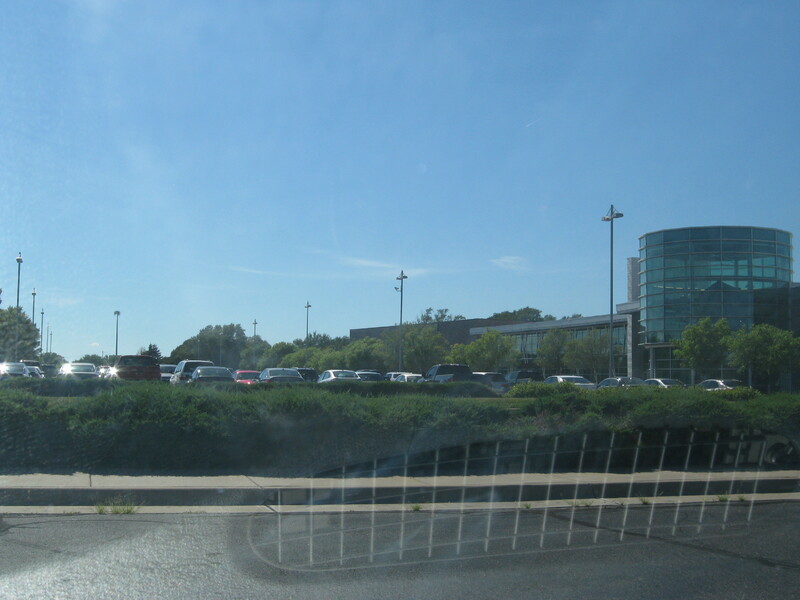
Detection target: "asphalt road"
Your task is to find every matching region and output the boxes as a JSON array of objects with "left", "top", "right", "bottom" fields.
[{"left": 1, "top": 502, "right": 799, "bottom": 599}]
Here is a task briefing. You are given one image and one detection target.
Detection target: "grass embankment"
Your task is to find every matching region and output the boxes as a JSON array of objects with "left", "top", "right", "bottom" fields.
[{"left": 0, "top": 379, "right": 797, "bottom": 474}]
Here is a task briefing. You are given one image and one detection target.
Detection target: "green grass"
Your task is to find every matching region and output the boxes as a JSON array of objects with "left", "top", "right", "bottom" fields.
[
  {"left": 639, "top": 497, "right": 652, "bottom": 505},
  {"left": 95, "top": 496, "right": 139, "bottom": 515}
]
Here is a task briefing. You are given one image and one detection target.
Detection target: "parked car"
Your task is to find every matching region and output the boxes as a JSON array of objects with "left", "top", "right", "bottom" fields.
[
  {"left": 59, "top": 363, "right": 99, "bottom": 379},
  {"left": 698, "top": 379, "right": 746, "bottom": 391},
  {"left": 233, "top": 370, "right": 261, "bottom": 384},
  {"left": 317, "top": 369, "right": 360, "bottom": 383},
  {"left": 40, "top": 364, "right": 58, "bottom": 378},
  {"left": 159, "top": 364, "right": 177, "bottom": 383},
  {"left": 0, "top": 362, "right": 30, "bottom": 380},
  {"left": 293, "top": 367, "right": 319, "bottom": 383},
  {"left": 595, "top": 376, "right": 645, "bottom": 388},
  {"left": 98, "top": 365, "right": 112, "bottom": 378},
  {"left": 472, "top": 372, "right": 511, "bottom": 394},
  {"left": 392, "top": 372, "right": 423, "bottom": 383},
  {"left": 644, "top": 378, "right": 686, "bottom": 388},
  {"left": 505, "top": 370, "right": 538, "bottom": 386},
  {"left": 383, "top": 371, "right": 404, "bottom": 381},
  {"left": 26, "top": 366, "right": 44, "bottom": 379},
  {"left": 187, "top": 366, "right": 235, "bottom": 384},
  {"left": 355, "top": 370, "right": 383, "bottom": 382},
  {"left": 543, "top": 375, "right": 596, "bottom": 390},
  {"left": 258, "top": 368, "right": 305, "bottom": 384},
  {"left": 422, "top": 364, "right": 473, "bottom": 383},
  {"left": 170, "top": 360, "right": 214, "bottom": 384},
  {"left": 110, "top": 354, "right": 161, "bottom": 381}
]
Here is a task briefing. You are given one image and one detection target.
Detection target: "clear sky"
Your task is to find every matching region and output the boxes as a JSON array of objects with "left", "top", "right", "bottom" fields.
[{"left": 1, "top": 1, "right": 799, "bottom": 361}]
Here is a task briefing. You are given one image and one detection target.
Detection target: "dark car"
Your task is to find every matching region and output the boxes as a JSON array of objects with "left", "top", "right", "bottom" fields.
[
  {"left": 188, "top": 366, "right": 235, "bottom": 383},
  {"left": 472, "top": 372, "right": 510, "bottom": 394},
  {"left": 170, "top": 360, "right": 214, "bottom": 384},
  {"left": 158, "top": 364, "right": 177, "bottom": 382},
  {"left": 596, "top": 376, "right": 645, "bottom": 388},
  {"left": 293, "top": 367, "right": 319, "bottom": 383},
  {"left": 505, "top": 370, "right": 538, "bottom": 386},
  {"left": 422, "top": 364, "right": 473, "bottom": 383},
  {"left": 259, "top": 368, "right": 305, "bottom": 384},
  {"left": 698, "top": 379, "right": 746, "bottom": 391},
  {"left": 111, "top": 355, "right": 161, "bottom": 381},
  {"left": 355, "top": 370, "right": 383, "bottom": 382}
]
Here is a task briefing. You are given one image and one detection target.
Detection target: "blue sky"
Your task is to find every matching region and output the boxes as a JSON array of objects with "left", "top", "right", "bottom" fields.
[{"left": 1, "top": 1, "right": 799, "bottom": 361}]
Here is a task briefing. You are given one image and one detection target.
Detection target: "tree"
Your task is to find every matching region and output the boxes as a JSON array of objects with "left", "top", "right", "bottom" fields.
[
  {"left": 402, "top": 325, "right": 449, "bottom": 373},
  {"left": 139, "top": 343, "right": 162, "bottom": 361},
  {"left": 0, "top": 307, "right": 40, "bottom": 361},
  {"left": 292, "top": 332, "right": 349, "bottom": 350},
  {"left": 535, "top": 329, "right": 570, "bottom": 376},
  {"left": 727, "top": 324, "right": 800, "bottom": 392},
  {"left": 673, "top": 318, "right": 730, "bottom": 382},
  {"left": 239, "top": 335, "right": 271, "bottom": 369},
  {"left": 76, "top": 354, "right": 105, "bottom": 365},
  {"left": 447, "top": 330, "right": 518, "bottom": 371},
  {"left": 417, "top": 308, "right": 465, "bottom": 323},
  {"left": 564, "top": 330, "right": 608, "bottom": 382},
  {"left": 342, "top": 338, "right": 392, "bottom": 372},
  {"left": 168, "top": 323, "right": 250, "bottom": 368},
  {"left": 39, "top": 352, "right": 65, "bottom": 369},
  {"left": 258, "top": 341, "right": 297, "bottom": 370},
  {"left": 490, "top": 307, "right": 557, "bottom": 322}
]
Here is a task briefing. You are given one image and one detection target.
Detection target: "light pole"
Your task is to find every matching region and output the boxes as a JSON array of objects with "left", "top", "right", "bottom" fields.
[
  {"left": 114, "top": 311, "right": 120, "bottom": 357},
  {"left": 252, "top": 319, "right": 258, "bottom": 338},
  {"left": 40, "top": 310, "right": 44, "bottom": 357},
  {"left": 14, "top": 253, "right": 22, "bottom": 360},
  {"left": 15, "top": 253, "right": 22, "bottom": 309},
  {"left": 31, "top": 288, "right": 36, "bottom": 318},
  {"left": 396, "top": 270, "right": 408, "bottom": 372},
  {"left": 602, "top": 205, "right": 623, "bottom": 379},
  {"left": 304, "top": 302, "right": 311, "bottom": 366}
]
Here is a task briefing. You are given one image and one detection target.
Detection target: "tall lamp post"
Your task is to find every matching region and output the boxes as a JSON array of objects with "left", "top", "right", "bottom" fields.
[
  {"left": 14, "top": 253, "right": 22, "bottom": 360},
  {"left": 31, "top": 289, "right": 36, "bottom": 318},
  {"left": 396, "top": 270, "right": 408, "bottom": 372},
  {"left": 601, "top": 205, "right": 623, "bottom": 379},
  {"left": 15, "top": 253, "right": 22, "bottom": 308},
  {"left": 40, "top": 310, "right": 44, "bottom": 357},
  {"left": 304, "top": 302, "right": 311, "bottom": 366},
  {"left": 114, "top": 311, "right": 120, "bottom": 357}
]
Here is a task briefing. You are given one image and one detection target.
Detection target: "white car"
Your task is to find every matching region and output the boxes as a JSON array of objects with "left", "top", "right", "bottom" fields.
[
  {"left": 544, "top": 375, "right": 596, "bottom": 390},
  {"left": 0, "top": 362, "right": 30, "bottom": 379},
  {"left": 317, "top": 370, "right": 360, "bottom": 383},
  {"left": 393, "top": 373, "right": 423, "bottom": 383}
]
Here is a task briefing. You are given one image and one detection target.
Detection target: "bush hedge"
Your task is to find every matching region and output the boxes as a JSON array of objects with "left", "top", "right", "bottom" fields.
[{"left": 0, "top": 380, "right": 797, "bottom": 474}]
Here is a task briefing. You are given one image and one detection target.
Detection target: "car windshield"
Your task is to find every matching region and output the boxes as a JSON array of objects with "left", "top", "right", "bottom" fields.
[
  {"left": 117, "top": 356, "right": 156, "bottom": 367},
  {"left": 236, "top": 371, "right": 259, "bottom": 380},
  {"left": 2, "top": 2, "right": 799, "bottom": 597}
]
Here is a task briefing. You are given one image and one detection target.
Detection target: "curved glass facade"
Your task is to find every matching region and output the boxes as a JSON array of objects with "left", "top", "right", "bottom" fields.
[{"left": 638, "top": 226, "right": 793, "bottom": 345}]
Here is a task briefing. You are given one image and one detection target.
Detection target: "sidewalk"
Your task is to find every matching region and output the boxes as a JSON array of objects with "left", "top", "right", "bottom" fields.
[{"left": 1, "top": 470, "right": 798, "bottom": 514}]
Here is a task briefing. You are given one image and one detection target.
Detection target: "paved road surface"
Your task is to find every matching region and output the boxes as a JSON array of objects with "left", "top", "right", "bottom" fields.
[{"left": 1, "top": 501, "right": 799, "bottom": 599}]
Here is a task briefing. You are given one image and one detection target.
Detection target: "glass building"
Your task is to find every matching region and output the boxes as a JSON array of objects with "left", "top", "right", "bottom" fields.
[{"left": 639, "top": 226, "right": 793, "bottom": 379}]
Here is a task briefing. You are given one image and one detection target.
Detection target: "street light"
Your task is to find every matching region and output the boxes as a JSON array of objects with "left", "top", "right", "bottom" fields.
[
  {"left": 601, "top": 205, "right": 624, "bottom": 379},
  {"left": 304, "top": 302, "right": 311, "bottom": 366},
  {"left": 396, "top": 270, "right": 408, "bottom": 372},
  {"left": 40, "top": 310, "right": 44, "bottom": 357},
  {"left": 15, "top": 253, "right": 22, "bottom": 309},
  {"left": 114, "top": 311, "right": 121, "bottom": 357},
  {"left": 31, "top": 288, "right": 36, "bottom": 318},
  {"left": 14, "top": 253, "right": 22, "bottom": 360}
]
